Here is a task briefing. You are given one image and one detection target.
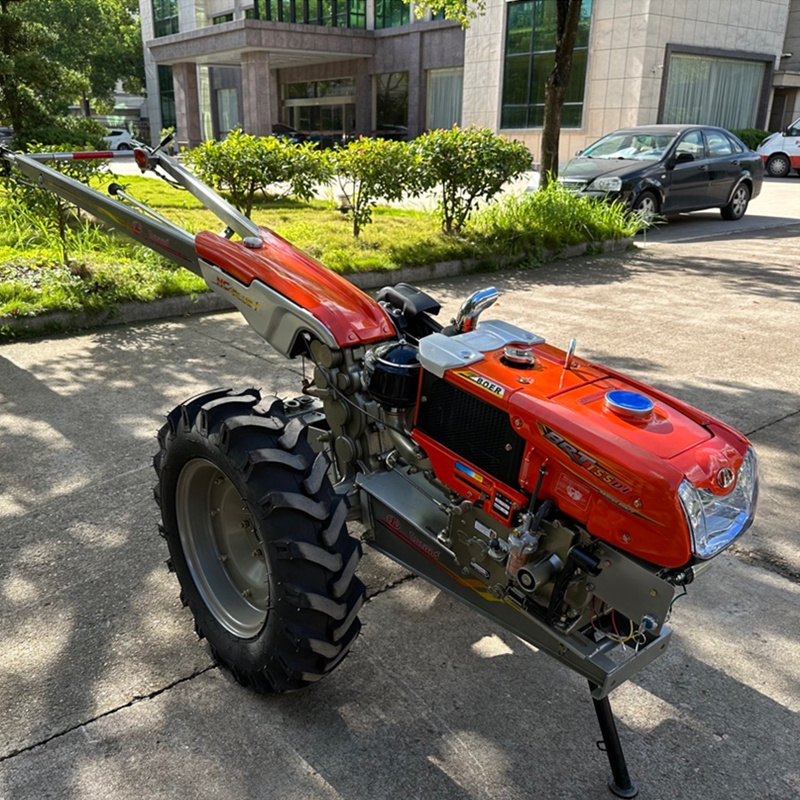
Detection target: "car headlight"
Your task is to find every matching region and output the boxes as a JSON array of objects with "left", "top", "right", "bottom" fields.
[
  {"left": 591, "top": 176, "right": 622, "bottom": 192},
  {"left": 678, "top": 448, "right": 759, "bottom": 559}
]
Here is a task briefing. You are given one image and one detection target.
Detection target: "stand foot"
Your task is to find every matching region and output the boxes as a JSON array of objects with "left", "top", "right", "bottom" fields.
[
  {"left": 589, "top": 682, "right": 639, "bottom": 798},
  {"left": 607, "top": 776, "right": 639, "bottom": 799}
]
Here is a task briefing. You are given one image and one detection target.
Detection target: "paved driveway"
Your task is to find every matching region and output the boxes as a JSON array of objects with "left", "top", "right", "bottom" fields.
[
  {"left": 1, "top": 214, "right": 799, "bottom": 799},
  {"left": 638, "top": 175, "right": 800, "bottom": 244}
]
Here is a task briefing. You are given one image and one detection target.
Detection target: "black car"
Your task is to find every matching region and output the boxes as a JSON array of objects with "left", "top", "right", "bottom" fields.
[
  {"left": 271, "top": 123, "right": 308, "bottom": 144},
  {"left": 559, "top": 124, "right": 763, "bottom": 221}
]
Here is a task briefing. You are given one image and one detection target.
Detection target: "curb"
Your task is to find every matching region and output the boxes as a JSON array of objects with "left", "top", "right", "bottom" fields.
[{"left": 0, "top": 238, "right": 633, "bottom": 339}]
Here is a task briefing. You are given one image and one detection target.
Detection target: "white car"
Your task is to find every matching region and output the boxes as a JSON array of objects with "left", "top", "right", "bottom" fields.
[
  {"left": 756, "top": 118, "right": 800, "bottom": 177},
  {"left": 102, "top": 129, "right": 143, "bottom": 151}
]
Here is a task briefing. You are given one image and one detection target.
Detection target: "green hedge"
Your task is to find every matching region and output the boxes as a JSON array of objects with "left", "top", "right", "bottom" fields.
[{"left": 730, "top": 128, "right": 771, "bottom": 150}]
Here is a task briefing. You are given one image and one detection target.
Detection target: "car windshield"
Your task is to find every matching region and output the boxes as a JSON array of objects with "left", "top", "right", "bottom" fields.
[{"left": 583, "top": 132, "right": 676, "bottom": 160}]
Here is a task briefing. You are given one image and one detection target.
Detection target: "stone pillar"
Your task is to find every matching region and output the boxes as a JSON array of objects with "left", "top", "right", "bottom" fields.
[
  {"left": 355, "top": 71, "right": 372, "bottom": 136},
  {"left": 173, "top": 61, "right": 203, "bottom": 149},
  {"left": 406, "top": 31, "right": 425, "bottom": 137},
  {"left": 241, "top": 51, "right": 274, "bottom": 136}
]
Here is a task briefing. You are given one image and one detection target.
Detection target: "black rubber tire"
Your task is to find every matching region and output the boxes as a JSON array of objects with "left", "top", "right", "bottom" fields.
[
  {"left": 631, "top": 190, "right": 659, "bottom": 225},
  {"left": 153, "top": 387, "right": 365, "bottom": 693},
  {"left": 721, "top": 182, "right": 750, "bottom": 221},
  {"left": 117, "top": 143, "right": 132, "bottom": 151},
  {"left": 766, "top": 153, "right": 790, "bottom": 178}
]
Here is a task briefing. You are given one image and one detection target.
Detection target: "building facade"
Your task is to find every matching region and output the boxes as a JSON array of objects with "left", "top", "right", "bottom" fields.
[
  {"left": 140, "top": 0, "right": 800, "bottom": 159},
  {"left": 140, "top": 0, "right": 464, "bottom": 148}
]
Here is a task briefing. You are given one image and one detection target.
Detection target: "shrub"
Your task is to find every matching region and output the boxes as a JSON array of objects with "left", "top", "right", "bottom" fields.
[
  {"left": 186, "top": 129, "right": 330, "bottom": 217},
  {"left": 17, "top": 117, "right": 107, "bottom": 149},
  {"left": 414, "top": 126, "right": 534, "bottom": 234},
  {"left": 469, "top": 182, "right": 645, "bottom": 254},
  {"left": 0, "top": 143, "right": 108, "bottom": 264},
  {"left": 331, "top": 137, "right": 421, "bottom": 237},
  {"left": 731, "top": 128, "right": 771, "bottom": 150}
]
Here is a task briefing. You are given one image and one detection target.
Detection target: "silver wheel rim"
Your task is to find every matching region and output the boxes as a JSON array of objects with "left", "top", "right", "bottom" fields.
[
  {"left": 769, "top": 157, "right": 788, "bottom": 176},
  {"left": 731, "top": 187, "right": 748, "bottom": 217},
  {"left": 176, "top": 458, "right": 268, "bottom": 637},
  {"left": 635, "top": 195, "right": 656, "bottom": 222}
]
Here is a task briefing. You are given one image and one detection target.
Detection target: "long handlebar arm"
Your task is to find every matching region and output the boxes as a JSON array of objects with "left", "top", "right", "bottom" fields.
[{"left": 0, "top": 146, "right": 261, "bottom": 277}]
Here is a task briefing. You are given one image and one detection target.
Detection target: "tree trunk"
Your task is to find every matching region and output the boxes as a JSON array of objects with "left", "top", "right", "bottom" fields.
[{"left": 540, "top": 0, "right": 582, "bottom": 189}]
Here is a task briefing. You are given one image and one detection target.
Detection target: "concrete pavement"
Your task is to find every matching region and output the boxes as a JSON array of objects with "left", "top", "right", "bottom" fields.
[{"left": 1, "top": 212, "right": 799, "bottom": 798}]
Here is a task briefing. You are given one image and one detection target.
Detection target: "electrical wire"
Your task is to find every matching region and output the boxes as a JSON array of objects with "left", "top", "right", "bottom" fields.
[{"left": 590, "top": 598, "right": 635, "bottom": 644}]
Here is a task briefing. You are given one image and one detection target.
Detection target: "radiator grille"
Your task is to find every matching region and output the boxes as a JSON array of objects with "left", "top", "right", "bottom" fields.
[{"left": 415, "top": 371, "right": 526, "bottom": 489}]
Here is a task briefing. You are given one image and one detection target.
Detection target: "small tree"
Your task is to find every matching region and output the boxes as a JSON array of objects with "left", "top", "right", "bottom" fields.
[
  {"left": 414, "top": 126, "right": 533, "bottom": 234},
  {"left": 1, "top": 143, "right": 107, "bottom": 264},
  {"left": 540, "top": 0, "right": 583, "bottom": 188},
  {"left": 187, "top": 130, "right": 330, "bottom": 217},
  {"left": 332, "top": 138, "right": 420, "bottom": 237}
]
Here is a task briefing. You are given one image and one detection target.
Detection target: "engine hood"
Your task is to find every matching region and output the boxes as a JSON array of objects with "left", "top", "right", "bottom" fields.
[
  {"left": 543, "top": 376, "right": 711, "bottom": 460},
  {"left": 560, "top": 157, "right": 651, "bottom": 182}
]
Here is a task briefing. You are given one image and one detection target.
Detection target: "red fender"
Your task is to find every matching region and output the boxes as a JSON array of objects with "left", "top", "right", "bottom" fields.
[{"left": 195, "top": 227, "right": 394, "bottom": 347}]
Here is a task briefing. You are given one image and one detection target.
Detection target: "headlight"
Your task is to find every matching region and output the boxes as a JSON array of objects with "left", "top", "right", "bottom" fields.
[
  {"left": 591, "top": 176, "right": 622, "bottom": 192},
  {"left": 678, "top": 448, "right": 759, "bottom": 559}
]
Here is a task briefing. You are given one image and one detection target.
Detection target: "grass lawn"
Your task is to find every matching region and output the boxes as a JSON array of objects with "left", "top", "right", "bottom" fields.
[{"left": 0, "top": 171, "right": 641, "bottom": 333}]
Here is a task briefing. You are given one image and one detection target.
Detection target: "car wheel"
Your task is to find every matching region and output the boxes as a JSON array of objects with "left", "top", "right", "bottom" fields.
[
  {"left": 721, "top": 183, "right": 750, "bottom": 221},
  {"left": 766, "top": 154, "right": 791, "bottom": 178},
  {"left": 631, "top": 191, "right": 659, "bottom": 225},
  {"left": 117, "top": 143, "right": 131, "bottom": 151}
]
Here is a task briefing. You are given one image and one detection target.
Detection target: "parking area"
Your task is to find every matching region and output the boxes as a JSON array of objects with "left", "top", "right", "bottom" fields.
[
  {"left": 638, "top": 175, "right": 800, "bottom": 244},
  {"left": 1, "top": 184, "right": 799, "bottom": 800}
]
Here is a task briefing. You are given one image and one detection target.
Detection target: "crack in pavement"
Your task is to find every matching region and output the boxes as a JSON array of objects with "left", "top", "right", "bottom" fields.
[
  {"left": 1, "top": 539, "right": 794, "bottom": 766},
  {"left": 745, "top": 406, "right": 800, "bottom": 438},
  {"left": 365, "top": 572, "right": 417, "bottom": 600},
  {"left": 0, "top": 666, "right": 216, "bottom": 765},
  {"left": 0, "top": 577, "right": 418, "bottom": 765}
]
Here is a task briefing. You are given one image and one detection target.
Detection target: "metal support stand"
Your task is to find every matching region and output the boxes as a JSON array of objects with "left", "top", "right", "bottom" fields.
[{"left": 589, "top": 682, "right": 639, "bottom": 798}]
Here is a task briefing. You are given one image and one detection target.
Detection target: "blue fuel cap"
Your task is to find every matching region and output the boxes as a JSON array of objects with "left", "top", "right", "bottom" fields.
[{"left": 605, "top": 389, "right": 654, "bottom": 419}]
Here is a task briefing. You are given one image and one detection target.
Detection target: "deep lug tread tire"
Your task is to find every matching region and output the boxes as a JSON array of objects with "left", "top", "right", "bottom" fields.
[{"left": 154, "top": 387, "right": 365, "bottom": 693}]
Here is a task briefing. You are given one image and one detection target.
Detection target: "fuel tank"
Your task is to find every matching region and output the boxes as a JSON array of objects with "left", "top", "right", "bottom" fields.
[{"left": 413, "top": 321, "right": 754, "bottom": 569}]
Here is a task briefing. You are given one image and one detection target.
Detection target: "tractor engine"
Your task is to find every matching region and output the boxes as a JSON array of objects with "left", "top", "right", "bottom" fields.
[{"left": 358, "top": 284, "right": 758, "bottom": 639}]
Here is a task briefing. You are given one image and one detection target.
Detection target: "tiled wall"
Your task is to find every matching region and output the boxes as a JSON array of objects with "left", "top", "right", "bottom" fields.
[{"left": 464, "top": 0, "right": 791, "bottom": 163}]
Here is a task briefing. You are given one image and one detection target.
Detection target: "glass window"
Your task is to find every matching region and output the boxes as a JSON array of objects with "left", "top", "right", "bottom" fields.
[
  {"left": 217, "top": 89, "right": 239, "bottom": 136},
  {"left": 251, "top": 0, "right": 363, "bottom": 25},
  {"left": 375, "top": 0, "right": 410, "bottom": 29},
  {"left": 705, "top": 130, "right": 733, "bottom": 156},
  {"left": 285, "top": 78, "right": 356, "bottom": 99},
  {"left": 152, "top": 0, "right": 179, "bottom": 37},
  {"left": 427, "top": 68, "right": 463, "bottom": 130},
  {"left": 500, "top": 0, "right": 592, "bottom": 130},
  {"left": 375, "top": 72, "right": 409, "bottom": 133},
  {"left": 675, "top": 130, "right": 705, "bottom": 158},
  {"left": 348, "top": 0, "right": 366, "bottom": 27},
  {"left": 158, "top": 65, "right": 176, "bottom": 129},
  {"left": 726, "top": 133, "right": 745, "bottom": 154},
  {"left": 662, "top": 53, "right": 765, "bottom": 129},
  {"left": 212, "top": 13, "right": 234, "bottom": 23}
]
